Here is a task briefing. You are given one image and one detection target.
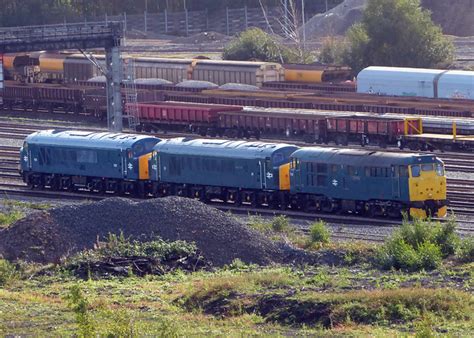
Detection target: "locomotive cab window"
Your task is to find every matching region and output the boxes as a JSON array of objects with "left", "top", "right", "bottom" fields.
[
  {"left": 436, "top": 163, "right": 444, "bottom": 176},
  {"left": 411, "top": 165, "right": 421, "bottom": 177},
  {"left": 421, "top": 164, "right": 434, "bottom": 172}
]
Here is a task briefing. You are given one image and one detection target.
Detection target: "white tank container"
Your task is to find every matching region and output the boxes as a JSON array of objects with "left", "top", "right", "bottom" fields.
[
  {"left": 357, "top": 66, "right": 444, "bottom": 98},
  {"left": 438, "top": 70, "right": 474, "bottom": 100}
]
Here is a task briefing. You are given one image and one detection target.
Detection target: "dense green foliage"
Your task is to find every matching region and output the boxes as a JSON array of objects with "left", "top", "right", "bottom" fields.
[
  {"left": 309, "top": 221, "right": 331, "bottom": 244},
  {"left": 343, "top": 0, "right": 454, "bottom": 72},
  {"left": 376, "top": 217, "right": 460, "bottom": 271},
  {"left": 223, "top": 28, "right": 299, "bottom": 63},
  {"left": 456, "top": 236, "right": 474, "bottom": 263}
]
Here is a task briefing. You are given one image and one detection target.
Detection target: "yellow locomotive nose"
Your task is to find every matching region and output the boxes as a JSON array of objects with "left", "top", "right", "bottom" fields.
[{"left": 408, "top": 162, "right": 447, "bottom": 218}]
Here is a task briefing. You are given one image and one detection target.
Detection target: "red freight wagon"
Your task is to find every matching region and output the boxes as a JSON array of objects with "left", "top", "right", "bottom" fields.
[
  {"left": 129, "top": 102, "right": 243, "bottom": 133},
  {"left": 217, "top": 107, "right": 328, "bottom": 141},
  {"left": 326, "top": 115, "right": 422, "bottom": 146}
]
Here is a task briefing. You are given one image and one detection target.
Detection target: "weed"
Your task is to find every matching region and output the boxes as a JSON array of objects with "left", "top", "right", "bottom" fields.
[
  {"left": 271, "top": 215, "right": 289, "bottom": 232},
  {"left": 308, "top": 267, "right": 332, "bottom": 288},
  {"left": 308, "top": 221, "right": 330, "bottom": 245},
  {"left": 456, "top": 236, "right": 474, "bottom": 263},
  {"left": 414, "top": 316, "right": 435, "bottom": 338},
  {"left": 247, "top": 215, "right": 271, "bottom": 233},
  {"left": 0, "top": 259, "right": 19, "bottom": 286},
  {"left": 65, "top": 285, "right": 95, "bottom": 337}
]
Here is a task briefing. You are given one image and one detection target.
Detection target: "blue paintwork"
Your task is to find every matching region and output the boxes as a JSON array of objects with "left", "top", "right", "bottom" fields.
[
  {"left": 290, "top": 147, "right": 441, "bottom": 202},
  {"left": 150, "top": 138, "right": 299, "bottom": 190},
  {"left": 20, "top": 130, "right": 160, "bottom": 180}
]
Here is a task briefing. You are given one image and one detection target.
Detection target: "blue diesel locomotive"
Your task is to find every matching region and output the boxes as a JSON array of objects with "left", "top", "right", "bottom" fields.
[
  {"left": 150, "top": 138, "right": 298, "bottom": 207},
  {"left": 20, "top": 130, "right": 161, "bottom": 194},
  {"left": 290, "top": 148, "right": 447, "bottom": 218},
  {"left": 19, "top": 131, "right": 447, "bottom": 218}
]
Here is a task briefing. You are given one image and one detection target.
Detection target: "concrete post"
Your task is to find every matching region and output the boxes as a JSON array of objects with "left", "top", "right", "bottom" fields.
[
  {"left": 105, "top": 46, "right": 123, "bottom": 132},
  {"left": 185, "top": 9, "right": 189, "bottom": 36},
  {"left": 226, "top": 7, "right": 229, "bottom": 36},
  {"left": 244, "top": 6, "right": 248, "bottom": 29},
  {"left": 164, "top": 9, "right": 168, "bottom": 33},
  {"left": 144, "top": 10, "right": 147, "bottom": 32},
  {"left": 124, "top": 12, "right": 127, "bottom": 32}
]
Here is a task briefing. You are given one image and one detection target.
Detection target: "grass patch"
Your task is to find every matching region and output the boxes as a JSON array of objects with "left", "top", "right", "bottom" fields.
[
  {"left": 0, "top": 210, "right": 23, "bottom": 227},
  {"left": 181, "top": 273, "right": 473, "bottom": 328},
  {"left": 2, "top": 199, "right": 51, "bottom": 210}
]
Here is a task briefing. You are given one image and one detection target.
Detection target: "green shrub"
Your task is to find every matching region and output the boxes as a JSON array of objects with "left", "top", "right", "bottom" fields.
[
  {"left": 376, "top": 217, "right": 457, "bottom": 271},
  {"left": 417, "top": 241, "right": 442, "bottom": 270},
  {"left": 271, "top": 215, "right": 289, "bottom": 232},
  {"left": 223, "top": 27, "right": 298, "bottom": 63},
  {"left": 456, "top": 237, "right": 474, "bottom": 263},
  {"left": 309, "top": 221, "right": 330, "bottom": 245},
  {"left": 433, "top": 217, "right": 459, "bottom": 257}
]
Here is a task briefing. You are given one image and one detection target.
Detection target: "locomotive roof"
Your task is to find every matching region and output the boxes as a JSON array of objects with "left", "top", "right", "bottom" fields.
[
  {"left": 24, "top": 130, "right": 160, "bottom": 150},
  {"left": 153, "top": 138, "right": 298, "bottom": 159},
  {"left": 292, "top": 147, "right": 440, "bottom": 166}
]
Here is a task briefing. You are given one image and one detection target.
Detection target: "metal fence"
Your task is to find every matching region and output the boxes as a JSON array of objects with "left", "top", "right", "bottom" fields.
[{"left": 77, "top": 4, "right": 341, "bottom": 37}]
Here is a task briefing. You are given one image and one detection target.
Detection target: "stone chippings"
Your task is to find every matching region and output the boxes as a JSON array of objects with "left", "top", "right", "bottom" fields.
[{"left": 0, "top": 197, "right": 310, "bottom": 266}]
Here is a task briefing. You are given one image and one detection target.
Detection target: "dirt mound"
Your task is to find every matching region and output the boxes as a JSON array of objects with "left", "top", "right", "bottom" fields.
[
  {"left": 422, "top": 0, "right": 474, "bottom": 37},
  {"left": 0, "top": 197, "right": 302, "bottom": 267},
  {"left": 301, "top": 0, "right": 367, "bottom": 38}
]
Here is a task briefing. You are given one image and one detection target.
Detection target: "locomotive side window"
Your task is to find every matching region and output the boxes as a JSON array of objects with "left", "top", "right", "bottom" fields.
[
  {"left": 169, "top": 156, "right": 181, "bottom": 175},
  {"left": 77, "top": 150, "right": 97, "bottom": 164},
  {"left": 348, "top": 165, "right": 358, "bottom": 176},
  {"left": 392, "top": 166, "right": 399, "bottom": 177},
  {"left": 411, "top": 165, "right": 421, "bottom": 177},
  {"left": 317, "top": 163, "right": 327, "bottom": 173},
  {"left": 39, "top": 147, "right": 52, "bottom": 165}
]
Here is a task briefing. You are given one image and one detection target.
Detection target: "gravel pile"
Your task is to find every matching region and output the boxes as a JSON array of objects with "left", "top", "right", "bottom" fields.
[
  {"left": 301, "top": 0, "right": 367, "bottom": 38},
  {"left": 0, "top": 197, "right": 303, "bottom": 267}
]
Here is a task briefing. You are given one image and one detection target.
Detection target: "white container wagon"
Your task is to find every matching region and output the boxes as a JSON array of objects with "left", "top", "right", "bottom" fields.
[{"left": 357, "top": 66, "right": 474, "bottom": 100}]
